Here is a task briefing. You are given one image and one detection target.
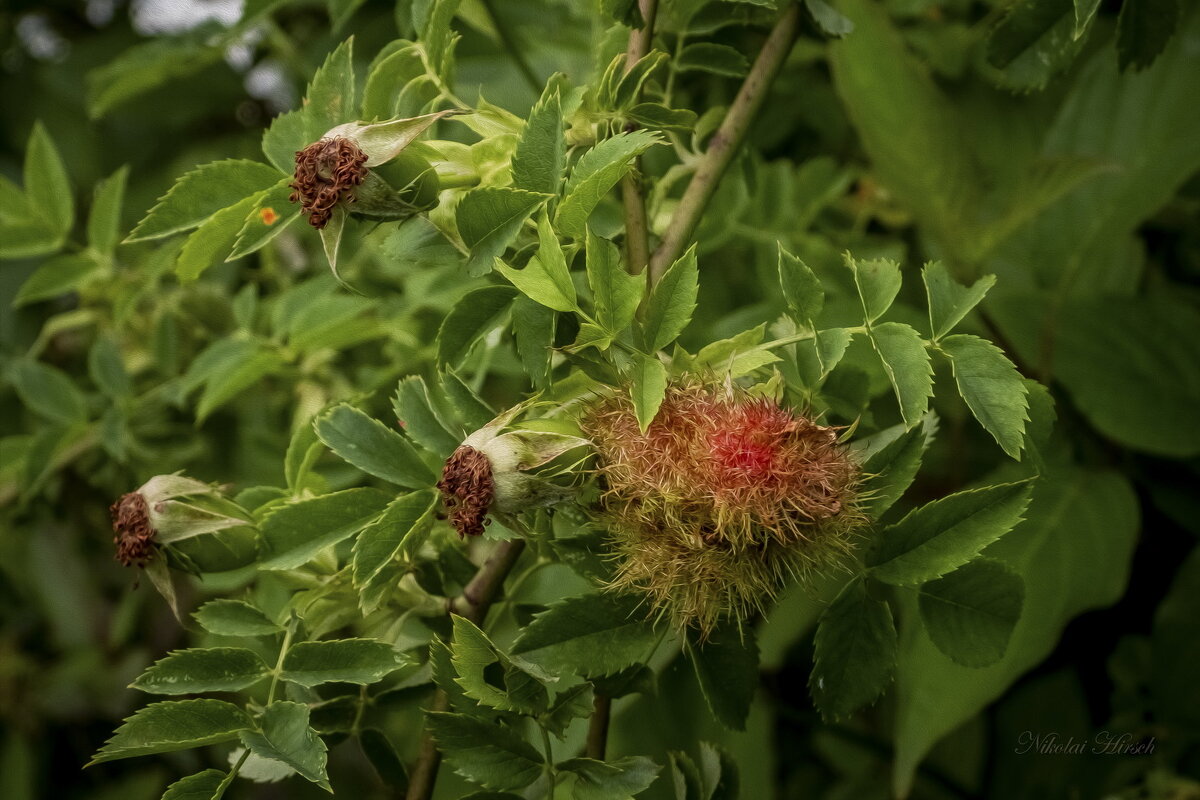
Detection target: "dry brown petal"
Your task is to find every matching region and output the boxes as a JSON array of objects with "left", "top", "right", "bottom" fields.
[
  {"left": 289, "top": 137, "right": 369, "bottom": 229},
  {"left": 437, "top": 445, "right": 495, "bottom": 537},
  {"left": 111, "top": 492, "right": 156, "bottom": 567}
]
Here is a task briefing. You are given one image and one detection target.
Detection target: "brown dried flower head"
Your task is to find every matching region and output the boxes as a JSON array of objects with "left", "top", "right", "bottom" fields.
[
  {"left": 438, "top": 445, "right": 495, "bottom": 538},
  {"left": 111, "top": 491, "right": 156, "bottom": 567},
  {"left": 289, "top": 137, "right": 369, "bottom": 229}
]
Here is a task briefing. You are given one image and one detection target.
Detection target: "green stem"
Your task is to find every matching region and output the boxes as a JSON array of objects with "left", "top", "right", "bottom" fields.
[
  {"left": 621, "top": 0, "right": 659, "bottom": 277},
  {"left": 540, "top": 723, "right": 557, "bottom": 793},
  {"left": 267, "top": 614, "right": 297, "bottom": 705},
  {"left": 214, "top": 748, "right": 251, "bottom": 798},
  {"left": 481, "top": 0, "right": 542, "bottom": 94},
  {"left": 648, "top": 2, "right": 801, "bottom": 284}
]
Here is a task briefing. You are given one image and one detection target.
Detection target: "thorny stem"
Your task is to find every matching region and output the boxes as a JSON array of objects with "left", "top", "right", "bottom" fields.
[
  {"left": 621, "top": 0, "right": 658, "bottom": 276},
  {"left": 405, "top": 538, "right": 527, "bottom": 800},
  {"left": 648, "top": 2, "right": 801, "bottom": 284},
  {"left": 481, "top": 0, "right": 542, "bottom": 95}
]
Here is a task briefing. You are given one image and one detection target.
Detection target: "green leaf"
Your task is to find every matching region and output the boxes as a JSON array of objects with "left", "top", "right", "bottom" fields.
[
  {"left": 921, "top": 262, "right": 995, "bottom": 341},
  {"left": 555, "top": 130, "right": 662, "bottom": 239},
  {"left": 160, "top": 769, "right": 225, "bottom": 800},
  {"left": 677, "top": 43, "right": 749, "bottom": 77},
  {"left": 629, "top": 353, "right": 668, "bottom": 434},
  {"left": 613, "top": 51, "right": 668, "bottom": 109},
  {"left": 917, "top": 558, "right": 1024, "bottom": 668},
  {"left": 688, "top": 626, "right": 759, "bottom": 731},
  {"left": 314, "top": 404, "right": 436, "bottom": 489},
  {"left": 193, "top": 599, "right": 282, "bottom": 637},
  {"left": 450, "top": 617, "right": 550, "bottom": 715},
  {"left": 87, "top": 336, "right": 131, "bottom": 398},
  {"left": 9, "top": 359, "right": 88, "bottom": 425},
  {"left": 512, "top": 296, "right": 557, "bottom": 390},
  {"left": 494, "top": 215, "right": 578, "bottom": 312},
  {"left": 13, "top": 252, "right": 103, "bottom": 307},
  {"left": 1116, "top": 0, "right": 1180, "bottom": 71},
  {"left": 24, "top": 122, "right": 73, "bottom": 238},
  {"left": 86, "top": 37, "right": 222, "bottom": 119},
  {"left": 860, "top": 427, "right": 924, "bottom": 519},
  {"left": 259, "top": 488, "right": 391, "bottom": 570},
  {"left": 440, "top": 369, "right": 496, "bottom": 430},
  {"left": 512, "top": 85, "right": 565, "bottom": 195},
  {"left": 848, "top": 255, "right": 901, "bottom": 323},
  {"left": 352, "top": 489, "right": 437, "bottom": 588},
  {"left": 89, "top": 699, "right": 251, "bottom": 764},
  {"left": 511, "top": 592, "right": 659, "bottom": 676},
  {"left": 88, "top": 165, "right": 129, "bottom": 255},
  {"left": 541, "top": 684, "right": 594, "bottom": 738},
  {"left": 626, "top": 103, "right": 698, "bottom": 133},
  {"left": 809, "top": 579, "right": 896, "bottom": 721},
  {"left": 986, "top": 0, "right": 1085, "bottom": 89},
  {"left": 778, "top": 244, "right": 823, "bottom": 323},
  {"left": 804, "top": 0, "right": 854, "bottom": 37},
  {"left": 361, "top": 43, "right": 435, "bottom": 120},
  {"left": 127, "top": 160, "right": 282, "bottom": 242},
  {"left": 281, "top": 639, "right": 405, "bottom": 686},
  {"left": 892, "top": 465, "right": 1137, "bottom": 795},
  {"left": 176, "top": 194, "right": 262, "bottom": 281},
  {"left": 426, "top": 712, "right": 544, "bottom": 791},
  {"left": 239, "top": 702, "right": 330, "bottom": 791},
  {"left": 393, "top": 376, "right": 461, "bottom": 457},
  {"left": 262, "top": 109, "right": 308, "bottom": 174},
  {"left": 194, "top": 342, "right": 285, "bottom": 422},
  {"left": 436, "top": 285, "right": 518, "bottom": 366},
  {"left": 638, "top": 245, "right": 698, "bottom": 352},
  {"left": 131, "top": 648, "right": 270, "bottom": 695},
  {"left": 587, "top": 228, "right": 643, "bottom": 334},
  {"left": 226, "top": 179, "right": 302, "bottom": 261},
  {"left": 304, "top": 39, "right": 356, "bottom": 142},
  {"left": 558, "top": 756, "right": 661, "bottom": 800},
  {"left": 456, "top": 187, "right": 550, "bottom": 276},
  {"left": 867, "top": 322, "right": 933, "bottom": 429},
  {"left": 868, "top": 481, "right": 1033, "bottom": 586},
  {"left": 939, "top": 334, "right": 1029, "bottom": 459}
]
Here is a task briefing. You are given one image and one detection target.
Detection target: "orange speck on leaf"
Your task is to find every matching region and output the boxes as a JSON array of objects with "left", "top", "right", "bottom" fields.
[{"left": 260, "top": 207, "right": 279, "bottom": 225}]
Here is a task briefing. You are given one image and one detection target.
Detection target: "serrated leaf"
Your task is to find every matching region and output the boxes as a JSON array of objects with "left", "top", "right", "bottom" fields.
[
  {"left": 88, "top": 165, "right": 128, "bottom": 255},
  {"left": 176, "top": 194, "right": 262, "bottom": 281},
  {"left": 436, "top": 285, "right": 518, "bottom": 365},
  {"left": 688, "top": 626, "right": 759, "bottom": 731},
  {"left": 131, "top": 648, "right": 270, "bottom": 695},
  {"left": 352, "top": 490, "right": 437, "bottom": 589},
  {"left": 450, "top": 617, "right": 550, "bottom": 715},
  {"left": 677, "top": 42, "right": 749, "bottom": 77},
  {"left": 512, "top": 85, "right": 565, "bottom": 195},
  {"left": 778, "top": 244, "right": 823, "bottom": 323},
  {"left": 555, "top": 130, "right": 662, "bottom": 239},
  {"left": 868, "top": 481, "right": 1033, "bottom": 586},
  {"left": 922, "top": 262, "right": 995, "bottom": 341},
  {"left": 494, "top": 215, "right": 577, "bottom": 311},
  {"left": 587, "top": 228, "right": 642, "bottom": 334},
  {"left": 226, "top": 179, "right": 301, "bottom": 261},
  {"left": 511, "top": 593, "right": 659, "bottom": 676},
  {"left": 127, "top": 160, "right": 281, "bottom": 242},
  {"left": 918, "top": 559, "right": 1024, "bottom": 668},
  {"left": 281, "top": 639, "right": 405, "bottom": 686},
  {"left": 558, "top": 756, "right": 661, "bottom": 800},
  {"left": 1116, "top": 0, "right": 1179, "bottom": 71},
  {"left": 456, "top": 187, "right": 550, "bottom": 276},
  {"left": 939, "top": 334, "right": 1029, "bottom": 459},
  {"left": 792, "top": 327, "right": 853, "bottom": 386},
  {"left": 259, "top": 488, "right": 391, "bottom": 570},
  {"left": 89, "top": 699, "right": 251, "bottom": 764},
  {"left": 860, "top": 427, "right": 924, "bottom": 519},
  {"left": 314, "top": 404, "right": 436, "bottom": 488},
  {"left": 542, "top": 684, "right": 594, "bottom": 738},
  {"left": 13, "top": 252, "right": 103, "bottom": 307},
  {"left": 240, "top": 702, "right": 330, "bottom": 791},
  {"left": 426, "top": 712, "right": 544, "bottom": 791},
  {"left": 638, "top": 245, "right": 697, "bottom": 352},
  {"left": 393, "top": 376, "right": 460, "bottom": 457},
  {"left": 160, "top": 769, "right": 225, "bottom": 800},
  {"left": 262, "top": 109, "right": 308, "bottom": 173},
  {"left": 440, "top": 369, "right": 496, "bottom": 431},
  {"left": 629, "top": 353, "right": 668, "bottom": 433},
  {"left": 361, "top": 42, "right": 435, "bottom": 120},
  {"left": 848, "top": 255, "right": 901, "bottom": 323},
  {"left": 613, "top": 51, "right": 668, "bottom": 109},
  {"left": 24, "top": 122, "right": 73, "bottom": 237},
  {"left": 304, "top": 39, "right": 356, "bottom": 142},
  {"left": 868, "top": 322, "right": 933, "bottom": 429},
  {"left": 809, "top": 579, "right": 896, "bottom": 721},
  {"left": 9, "top": 359, "right": 87, "bottom": 425},
  {"left": 193, "top": 599, "right": 282, "bottom": 637},
  {"left": 512, "top": 295, "right": 557, "bottom": 390},
  {"left": 626, "top": 103, "right": 698, "bottom": 133}
]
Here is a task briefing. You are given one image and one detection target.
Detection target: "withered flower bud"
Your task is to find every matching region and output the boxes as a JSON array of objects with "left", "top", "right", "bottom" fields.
[
  {"left": 438, "top": 445, "right": 495, "bottom": 538},
  {"left": 289, "top": 137, "right": 369, "bottom": 229},
  {"left": 111, "top": 491, "right": 156, "bottom": 567}
]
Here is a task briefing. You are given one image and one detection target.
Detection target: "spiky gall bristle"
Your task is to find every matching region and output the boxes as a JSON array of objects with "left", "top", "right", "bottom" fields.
[
  {"left": 438, "top": 445, "right": 495, "bottom": 537},
  {"left": 289, "top": 137, "right": 369, "bottom": 229},
  {"left": 582, "top": 382, "right": 864, "bottom": 633},
  {"left": 111, "top": 492, "right": 156, "bottom": 567}
]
